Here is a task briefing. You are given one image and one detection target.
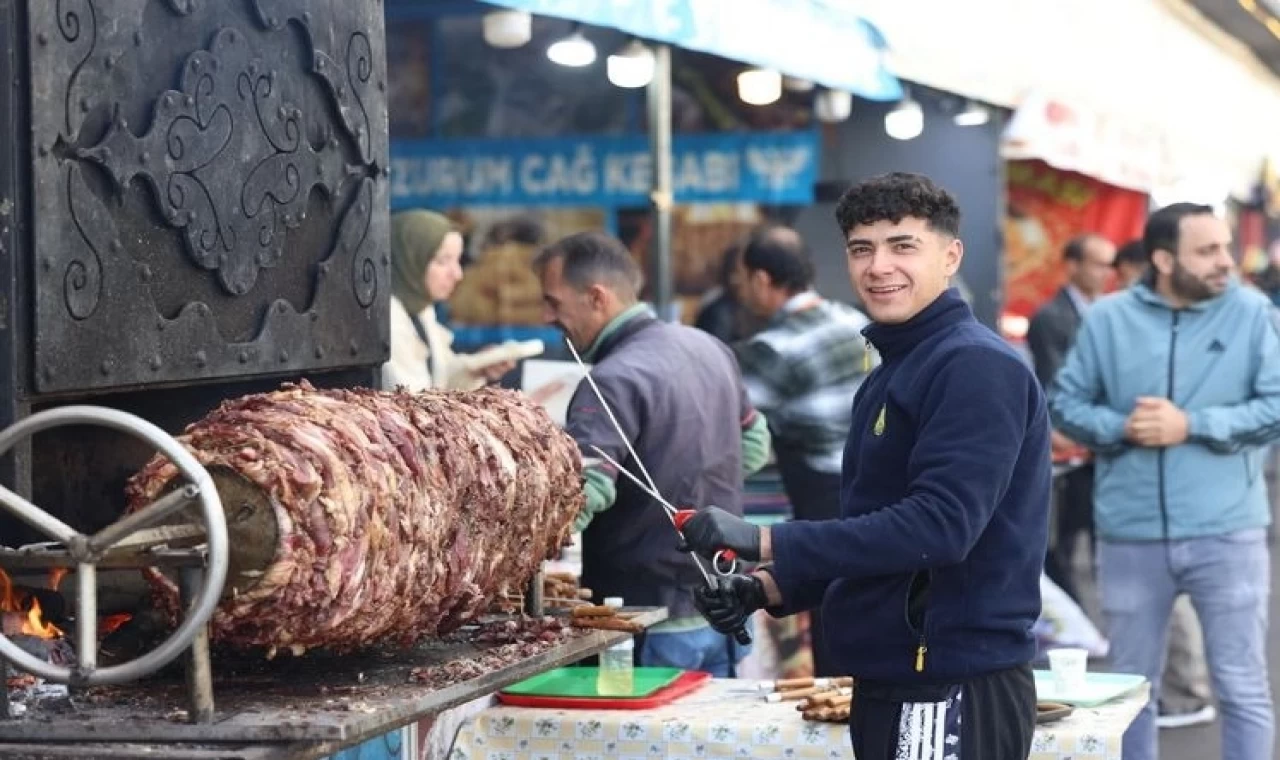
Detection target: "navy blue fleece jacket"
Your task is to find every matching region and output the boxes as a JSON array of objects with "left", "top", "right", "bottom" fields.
[{"left": 768, "top": 289, "right": 1050, "bottom": 683}]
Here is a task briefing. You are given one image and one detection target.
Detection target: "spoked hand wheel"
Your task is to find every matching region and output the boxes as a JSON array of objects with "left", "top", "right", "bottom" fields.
[{"left": 0, "top": 406, "right": 227, "bottom": 686}]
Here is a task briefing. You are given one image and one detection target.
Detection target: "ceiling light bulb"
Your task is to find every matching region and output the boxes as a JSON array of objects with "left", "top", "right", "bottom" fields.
[
  {"left": 954, "top": 101, "right": 991, "bottom": 127},
  {"left": 737, "top": 68, "right": 782, "bottom": 106},
  {"left": 482, "top": 10, "right": 532, "bottom": 49},
  {"left": 547, "top": 29, "right": 597, "bottom": 67},
  {"left": 606, "top": 40, "right": 655, "bottom": 88},
  {"left": 815, "top": 89, "right": 853, "bottom": 123},
  {"left": 884, "top": 98, "right": 923, "bottom": 140}
]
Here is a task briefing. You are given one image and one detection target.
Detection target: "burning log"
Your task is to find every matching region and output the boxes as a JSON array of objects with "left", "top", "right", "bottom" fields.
[
  {"left": 125, "top": 381, "right": 583, "bottom": 655},
  {"left": 0, "top": 571, "right": 66, "bottom": 640}
]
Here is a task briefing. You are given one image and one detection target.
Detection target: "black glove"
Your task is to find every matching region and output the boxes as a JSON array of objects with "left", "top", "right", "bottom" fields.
[
  {"left": 678, "top": 506, "right": 762, "bottom": 561},
  {"left": 693, "top": 573, "right": 768, "bottom": 638}
]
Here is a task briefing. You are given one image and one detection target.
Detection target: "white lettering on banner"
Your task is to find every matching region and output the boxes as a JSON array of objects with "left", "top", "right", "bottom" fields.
[
  {"left": 703, "top": 151, "right": 739, "bottom": 193},
  {"left": 519, "top": 155, "right": 545, "bottom": 195},
  {"left": 672, "top": 150, "right": 740, "bottom": 195},
  {"left": 675, "top": 152, "right": 704, "bottom": 193},
  {"left": 390, "top": 155, "right": 514, "bottom": 200},
  {"left": 603, "top": 152, "right": 651, "bottom": 196},
  {"left": 520, "top": 146, "right": 598, "bottom": 197}
]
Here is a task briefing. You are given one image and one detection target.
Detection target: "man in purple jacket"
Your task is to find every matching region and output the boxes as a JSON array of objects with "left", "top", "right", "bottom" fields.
[{"left": 682, "top": 173, "right": 1050, "bottom": 759}]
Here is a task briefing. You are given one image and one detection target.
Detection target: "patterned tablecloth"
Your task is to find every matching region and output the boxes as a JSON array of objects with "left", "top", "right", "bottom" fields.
[{"left": 445, "top": 677, "right": 1148, "bottom": 760}]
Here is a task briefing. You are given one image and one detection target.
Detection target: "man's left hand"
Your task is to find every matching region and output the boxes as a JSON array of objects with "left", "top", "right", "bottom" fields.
[
  {"left": 678, "top": 506, "right": 763, "bottom": 562},
  {"left": 1125, "top": 396, "right": 1189, "bottom": 447}
]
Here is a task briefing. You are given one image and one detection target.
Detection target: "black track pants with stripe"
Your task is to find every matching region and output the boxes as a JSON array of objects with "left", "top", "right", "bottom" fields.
[{"left": 848, "top": 663, "right": 1036, "bottom": 760}]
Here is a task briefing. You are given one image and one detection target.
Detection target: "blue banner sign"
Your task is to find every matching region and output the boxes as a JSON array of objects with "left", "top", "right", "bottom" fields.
[
  {"left": 390, "top": 131, "right": 819, "bottom": 208},
  {"left": 480, "top": 0, "right": 901, "bottom": 102}
]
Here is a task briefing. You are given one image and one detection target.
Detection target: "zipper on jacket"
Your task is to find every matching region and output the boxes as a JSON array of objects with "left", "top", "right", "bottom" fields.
[
  {"left": 904, "top": 571, "right": 931, "bottom": 673},
  {"left": 1158, "top": 311, "right": 1179, "bottom": 544}
]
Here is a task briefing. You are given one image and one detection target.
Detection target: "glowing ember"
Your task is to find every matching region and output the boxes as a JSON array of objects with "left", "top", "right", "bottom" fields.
[{"left": 100, "top": 613, "right": 132, "bottom": 636}]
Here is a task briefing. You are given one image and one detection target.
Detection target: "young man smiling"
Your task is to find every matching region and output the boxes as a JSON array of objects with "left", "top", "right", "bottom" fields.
[{"left": 681, "top": 173, "right": 1050, "bottom": 759}]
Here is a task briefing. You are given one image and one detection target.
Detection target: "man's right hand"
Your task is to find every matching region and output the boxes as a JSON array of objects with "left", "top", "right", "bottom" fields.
[{"left": 693, "top": 574, "right": 769, "bottom": 636}]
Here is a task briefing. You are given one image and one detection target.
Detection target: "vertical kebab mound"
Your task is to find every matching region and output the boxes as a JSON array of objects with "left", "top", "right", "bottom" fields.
[{"left": 125, "top": 381, "right": 583, "bottom": 655}]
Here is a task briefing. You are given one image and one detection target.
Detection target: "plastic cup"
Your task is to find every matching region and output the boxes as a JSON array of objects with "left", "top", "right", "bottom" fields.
[{"left": 1047, "top": 647, "right": 1089, "bottom": 693}]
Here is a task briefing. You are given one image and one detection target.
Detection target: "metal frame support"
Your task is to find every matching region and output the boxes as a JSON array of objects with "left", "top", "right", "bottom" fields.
[
  {"left": 523, "top": 567, "right": 544, "bottom": 618},
  {"left": 0, "top": 0, "right": 32, "bottom": 499},
  {"left": 0, "top": 406, "right": 227, "bottom": 687},
  {"left": 178, "top": 567, "right": 214, "bottom": 723},
  {"left": 0, "top": 658, "right": 10, "bottom": 720},
  {"left": 646, "top": 43, "right": 674, "bottom": 321}
]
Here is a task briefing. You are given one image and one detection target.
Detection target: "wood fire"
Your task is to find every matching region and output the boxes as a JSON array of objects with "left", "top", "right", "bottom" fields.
[{"left": 0, "top": 568, "right": 63, "bottom": 640}]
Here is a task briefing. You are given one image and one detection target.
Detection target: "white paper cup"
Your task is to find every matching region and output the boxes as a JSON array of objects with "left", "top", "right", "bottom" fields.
[{"left": 1047, "top": 647, "right": 1089, "bottom": 693}]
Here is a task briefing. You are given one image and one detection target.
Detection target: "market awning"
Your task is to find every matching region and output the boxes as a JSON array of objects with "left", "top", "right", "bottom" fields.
[
  {"left": 854, "top": 0, "right": 1280, "bottom": 197},
  {"left": 478, "top": 0, "right": 903, "bottom": 102}
]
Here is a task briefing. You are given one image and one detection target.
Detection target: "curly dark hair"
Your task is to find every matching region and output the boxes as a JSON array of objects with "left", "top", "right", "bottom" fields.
[{"left": 834, "top": 172, "right": 961, "bottom": 238}]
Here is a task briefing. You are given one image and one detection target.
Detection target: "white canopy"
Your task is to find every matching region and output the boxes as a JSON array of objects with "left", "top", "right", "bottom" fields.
[{"left": 858, "top": 0, "right": 1280, "bottom": 197}]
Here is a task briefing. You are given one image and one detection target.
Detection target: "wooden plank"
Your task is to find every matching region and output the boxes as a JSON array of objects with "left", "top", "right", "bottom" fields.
[{"left": 0, "top": 608, "right": 667, "bottom": 745}]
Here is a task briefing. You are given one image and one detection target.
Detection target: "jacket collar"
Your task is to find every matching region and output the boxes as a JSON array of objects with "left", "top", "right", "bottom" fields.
[
  {"left": 862, "top": 288, "right": 972, "bottom": 360},
  {"left": 583, "top": 303, "right": 657, "bottom": 362}
]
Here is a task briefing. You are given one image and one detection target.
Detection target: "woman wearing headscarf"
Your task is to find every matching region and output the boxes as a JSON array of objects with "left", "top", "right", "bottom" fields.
[{"left": 384, "top": 209, "right": 514, "bottom": 391}]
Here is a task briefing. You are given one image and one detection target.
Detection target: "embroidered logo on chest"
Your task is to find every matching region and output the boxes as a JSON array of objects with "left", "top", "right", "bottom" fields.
[{"left": 873, "top": 404, "right": 887, "bottom": 436}]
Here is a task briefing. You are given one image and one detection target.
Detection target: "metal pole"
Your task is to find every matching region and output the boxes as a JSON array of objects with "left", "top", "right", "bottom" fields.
[
  {"left": 74, "top": 562, "right": 96, "bottom": 684},
  {"left": 646, "top": 44, "right": 674, "bottom": 321},
  {"left": 87, "top": 484, "right": 199, "bottom": 555},
  {"left": 0, "top": 484, "right": 77, "bottom": 545},
  {"left": 524, "top": 567, "right": 544, "bottom": 618},
  {"left": 0, "top": 657, "right": 11, "bottom": 719},
  {"left": 179, "top": 566, "right": 214, "bottom": 723}
]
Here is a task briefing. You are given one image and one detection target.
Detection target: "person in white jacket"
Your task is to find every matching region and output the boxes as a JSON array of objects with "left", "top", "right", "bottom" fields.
[{"left": 383, "top": 210, "right": 513, "bottom": 392}]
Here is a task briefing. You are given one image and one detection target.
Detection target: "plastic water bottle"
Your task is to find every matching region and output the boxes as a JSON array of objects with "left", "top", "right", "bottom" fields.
[{"left": 596, "top": 597, "right": 635, "bottom": 696}]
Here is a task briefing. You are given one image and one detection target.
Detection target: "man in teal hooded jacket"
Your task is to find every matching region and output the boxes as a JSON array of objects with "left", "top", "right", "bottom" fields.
[{"left": 1051, "top": 202, "right": 1280, "bottom": 760}]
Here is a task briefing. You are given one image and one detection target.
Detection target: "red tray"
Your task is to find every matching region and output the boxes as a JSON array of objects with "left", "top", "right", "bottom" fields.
[{"left": 497, "top": 670, "right": 711, "bottom": 710}]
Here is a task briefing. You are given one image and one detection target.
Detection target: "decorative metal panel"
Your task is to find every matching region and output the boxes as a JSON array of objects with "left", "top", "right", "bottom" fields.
[{"left": 29, "top": 0, "right": 390, "bottom": 393}]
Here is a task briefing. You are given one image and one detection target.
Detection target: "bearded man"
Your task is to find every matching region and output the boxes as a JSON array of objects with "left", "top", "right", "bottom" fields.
[{"left": 1051, "top": 202, "right": 1280, "bottom": 760}]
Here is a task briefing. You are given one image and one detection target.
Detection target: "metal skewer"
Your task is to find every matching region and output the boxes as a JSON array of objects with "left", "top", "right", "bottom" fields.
[
  {"left": 589, "top": 445, "right": 738, "bottom": 577},
  {"left": 588, "top": 445, "right": 681, "bottom": 518},
  {"left": 564, "top": 339, "right": 717, "bottom": 588}
]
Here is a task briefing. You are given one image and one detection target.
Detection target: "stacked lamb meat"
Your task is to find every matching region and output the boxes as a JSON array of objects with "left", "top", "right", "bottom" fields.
[{"left": 125, "top": 381, "right": 583, "bottom": 656}]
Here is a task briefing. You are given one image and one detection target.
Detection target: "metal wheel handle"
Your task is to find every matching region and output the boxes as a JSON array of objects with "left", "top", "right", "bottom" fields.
[{"left": 0, "top": 406, "right": 227, "bottom": 686}]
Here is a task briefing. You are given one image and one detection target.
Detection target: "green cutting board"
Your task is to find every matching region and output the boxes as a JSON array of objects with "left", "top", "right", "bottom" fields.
[{"left": 502, "top": 667, "right": 685, "bottom": 699}]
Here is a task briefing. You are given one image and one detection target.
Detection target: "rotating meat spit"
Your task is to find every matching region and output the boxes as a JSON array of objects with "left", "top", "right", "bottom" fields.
[{"left": 0, "top": 406, "right": 228, "bottom": 722}]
